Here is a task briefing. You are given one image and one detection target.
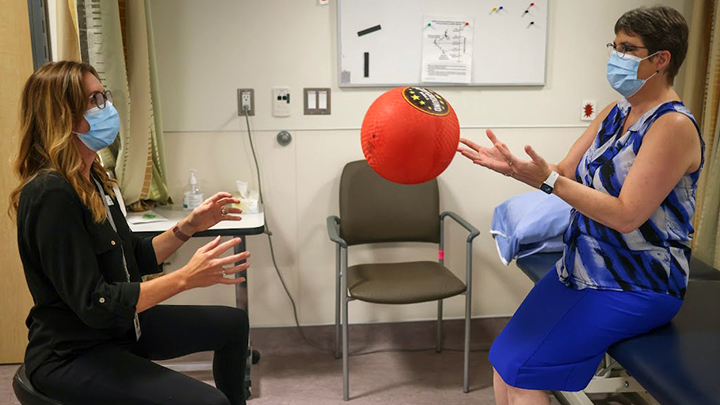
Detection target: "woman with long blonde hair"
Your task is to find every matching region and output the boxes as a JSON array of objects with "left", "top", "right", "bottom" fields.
[{"left": 12, "top": 61, "right": 250, "bottom": 405}]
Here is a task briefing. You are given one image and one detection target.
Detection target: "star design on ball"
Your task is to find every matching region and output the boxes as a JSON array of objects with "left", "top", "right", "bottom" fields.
[{"left": 412, "top": 95, "right": 420, "bottom": 100}]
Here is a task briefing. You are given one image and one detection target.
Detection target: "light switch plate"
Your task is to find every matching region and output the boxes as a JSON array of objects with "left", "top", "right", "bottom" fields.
[{"left": 304, "top": 88, "right": 331, "bottom": 115}]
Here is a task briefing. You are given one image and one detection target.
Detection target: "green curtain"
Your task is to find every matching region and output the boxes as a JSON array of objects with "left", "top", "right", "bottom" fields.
[
  {"left": 78, "top": 0, "right": 170, "bottom": 210},
  {"left": 685, "top": 0, "right": 720, "bottom": 267}
]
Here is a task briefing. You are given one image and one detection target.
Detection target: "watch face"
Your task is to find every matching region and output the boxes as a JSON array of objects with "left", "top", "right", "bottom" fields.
[{"left": 540, "top": 184, "right": 553, "bottom": 194}]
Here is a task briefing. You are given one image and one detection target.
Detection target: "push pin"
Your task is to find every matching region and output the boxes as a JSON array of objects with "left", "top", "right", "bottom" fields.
[
  {"left": 527, "top": 21, "right": 535, "bottom": 28},
  {"left": 499, "top": 6, "right": 504, "bottom": 11},
  {"left": 465, "top": 22, "right": 469, "bottom": 26},
  {"left": 523, "top": 3, "right": 535, "bottom": 15}
]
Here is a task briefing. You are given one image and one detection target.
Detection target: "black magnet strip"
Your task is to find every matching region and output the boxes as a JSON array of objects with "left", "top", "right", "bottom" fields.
[
  {"left": 364, "top": 52, "right": 369, "bottom": 77},
  {"left": 357, "top": 24, "right": 382, "bottom": 37}
]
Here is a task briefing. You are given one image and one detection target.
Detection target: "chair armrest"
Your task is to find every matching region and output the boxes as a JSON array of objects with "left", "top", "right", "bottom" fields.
[
  {"left": 441, "top": 211, "right": 480, "bottom": 243},
  {"left": 327, "top": 216, "right": 348, "bottom": 248}
]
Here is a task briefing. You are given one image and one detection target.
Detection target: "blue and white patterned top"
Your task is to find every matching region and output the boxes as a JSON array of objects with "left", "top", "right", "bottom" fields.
[{"left": 557, "top": 99, "right": 704, "bottom": 299}]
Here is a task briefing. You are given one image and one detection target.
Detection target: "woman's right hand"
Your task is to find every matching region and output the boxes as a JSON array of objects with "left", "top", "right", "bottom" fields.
[
  {"left": 180, "top": 236, "right": 250, "bottom": 290},
  {"left": 458, "top": 129, "right": 551, "bottom": 188},
  {"left": 458, "top": 130, "right": 515, "bottom": 176}
]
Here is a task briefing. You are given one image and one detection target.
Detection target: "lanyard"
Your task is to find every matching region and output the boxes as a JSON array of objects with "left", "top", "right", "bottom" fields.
[
  {"left": 92, "top": 176, "right": 141, "bottom": 341},
  {"left": 92, "top": 176, "right": 131, "bottom": 283}
]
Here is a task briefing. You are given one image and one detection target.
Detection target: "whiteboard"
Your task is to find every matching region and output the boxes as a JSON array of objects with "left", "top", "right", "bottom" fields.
[{"left": 337, "top": 0, "right": 549, "bottom": 87}]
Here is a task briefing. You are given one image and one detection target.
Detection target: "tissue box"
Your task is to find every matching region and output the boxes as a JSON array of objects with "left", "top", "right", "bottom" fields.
[{"left": 234, "top": 199, "right": 259, "bottom": 214}]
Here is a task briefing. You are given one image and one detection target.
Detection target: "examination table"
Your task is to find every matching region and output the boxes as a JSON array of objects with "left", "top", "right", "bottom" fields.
[{"left": 515, "top": 253, "right": 720, "bottom": 405}]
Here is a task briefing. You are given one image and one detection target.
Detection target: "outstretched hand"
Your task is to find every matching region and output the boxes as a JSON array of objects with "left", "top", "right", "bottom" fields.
[
  {"left": 457, "top": 129, "right": 551, "bottom": 188},
  {"left": 181, "top": 236, "right": 250, "bottom": 289},
  {"left": 184, "top": 192, "right": 242, "bottom": 234}
]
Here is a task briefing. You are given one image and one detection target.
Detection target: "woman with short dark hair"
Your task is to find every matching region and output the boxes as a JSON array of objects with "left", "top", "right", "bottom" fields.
[
  {"left": 458, "top": 6, "right": 702, "bottom": 404},
  {"left": 12, "top": 61, "right": 250, "bottom": 405}
]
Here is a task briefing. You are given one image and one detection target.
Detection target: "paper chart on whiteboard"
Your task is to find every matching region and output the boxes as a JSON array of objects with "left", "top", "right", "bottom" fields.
[{"left": 421, "top": 16, "right": 474, "bottom": 84}]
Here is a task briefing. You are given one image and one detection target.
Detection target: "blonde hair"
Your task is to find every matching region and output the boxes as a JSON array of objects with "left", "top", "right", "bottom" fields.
[{"left": 10, "top": 61, "right": 115, "bottom": 223}]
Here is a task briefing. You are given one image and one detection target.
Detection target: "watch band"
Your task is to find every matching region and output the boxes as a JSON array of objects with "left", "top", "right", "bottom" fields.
[
  {"left": 172, "top": 225, "right": 191, "bottom": 242},
  {"left": 540, "top": 171, "right": 559, "bottom": 194}
]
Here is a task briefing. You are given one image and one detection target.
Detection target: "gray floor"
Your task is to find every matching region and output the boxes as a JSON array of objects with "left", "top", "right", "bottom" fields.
[{"left": 2, "top": 318, "right": 560, "bottom": 404}]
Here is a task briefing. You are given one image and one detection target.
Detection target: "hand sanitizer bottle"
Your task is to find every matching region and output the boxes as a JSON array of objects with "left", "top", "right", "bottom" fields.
[{"left": 183, "top": 169, "right": 204, "bottom": 210}]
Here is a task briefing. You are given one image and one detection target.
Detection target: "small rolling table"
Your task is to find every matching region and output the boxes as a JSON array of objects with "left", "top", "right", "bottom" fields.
[{"left": 129, "top": 206, "right": 265, "bottom": 399}]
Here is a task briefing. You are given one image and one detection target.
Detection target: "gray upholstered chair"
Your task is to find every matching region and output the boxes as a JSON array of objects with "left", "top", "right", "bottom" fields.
[{"left": 327, "top": 160, "right": 479, "bottom": 401}]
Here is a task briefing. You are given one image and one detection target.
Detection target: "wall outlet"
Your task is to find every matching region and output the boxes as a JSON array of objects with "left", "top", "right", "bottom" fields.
[
  {"left": 237, "top": 88, "right": 255, "bottom": 116},
  {"left": 272, "top": 87, "right": 291, "bottom": 117}
]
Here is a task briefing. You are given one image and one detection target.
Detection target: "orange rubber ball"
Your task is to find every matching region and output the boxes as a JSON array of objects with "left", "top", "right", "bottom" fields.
[{"left": 361, "top": 87, "right": 460, "bottom": 185}]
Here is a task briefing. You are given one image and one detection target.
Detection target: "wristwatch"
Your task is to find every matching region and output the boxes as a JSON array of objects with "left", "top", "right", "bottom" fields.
[
  {"left": 172, "top": 225, "right": 191, "bottom": 242},
  {"left": 540, "top": 171, "right": 559, "bottom": 194}
]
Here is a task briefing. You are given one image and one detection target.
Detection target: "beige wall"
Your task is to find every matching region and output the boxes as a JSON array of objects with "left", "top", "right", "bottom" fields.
[
  {"left": 0, "top": 0, "right": 35, "bottom": 363},
  {"left": 148, "top": 0, "right": 692, "bottom": 327}
]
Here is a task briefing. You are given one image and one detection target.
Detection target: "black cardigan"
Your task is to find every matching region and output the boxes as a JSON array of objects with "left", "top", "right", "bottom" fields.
[{"left": 16, "top": 172, "right": 161, "bottom": 378}]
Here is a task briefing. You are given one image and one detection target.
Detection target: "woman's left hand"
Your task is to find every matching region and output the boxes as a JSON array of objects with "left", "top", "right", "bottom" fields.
[
  {"left": 457, "top": 129, "right": 552, "bottom": 188},
  {"left": 184, "top": 192, "right": 242, "bottom": 234}
]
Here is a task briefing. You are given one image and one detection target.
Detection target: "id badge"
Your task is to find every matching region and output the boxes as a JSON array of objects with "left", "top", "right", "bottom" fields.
[{"left": 134, "top": 314, "right": 142, "bottom": 341}]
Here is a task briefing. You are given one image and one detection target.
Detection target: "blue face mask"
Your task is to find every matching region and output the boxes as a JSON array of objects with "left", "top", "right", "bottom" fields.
[
  {"left": 75, "top": 101, "right": 120, "bottom": 152},
  {"left": 606, "top": 50, "right": 660, "bottom": 98}
]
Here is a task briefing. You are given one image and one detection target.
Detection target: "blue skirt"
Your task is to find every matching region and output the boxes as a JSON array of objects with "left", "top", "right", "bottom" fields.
[{"left": 489, "top": 268, "right": 682, "bottom": 391}]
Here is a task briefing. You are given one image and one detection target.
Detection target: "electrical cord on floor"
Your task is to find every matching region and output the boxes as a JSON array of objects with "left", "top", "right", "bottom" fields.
[
  {"left": 351, "top": 345, "right": 491, "bottom": 357},
  {"left": 241, "top": 107, "right": 489, "bottom": 356}
]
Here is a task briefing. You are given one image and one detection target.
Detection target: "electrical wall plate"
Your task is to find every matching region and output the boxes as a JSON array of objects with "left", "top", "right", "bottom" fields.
[
  {"left": 272, "top": 87, "right": 291, "bottom": 117},
  {"left": 304, "top": 88, "right": 331, "bottom": 115},
  {"left": 237, "top": 88, "right": 255, "bottom": 116}
]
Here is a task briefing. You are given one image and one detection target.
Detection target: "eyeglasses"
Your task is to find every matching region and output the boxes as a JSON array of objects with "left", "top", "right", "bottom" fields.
[
  {"left": 89, "top": 90, "right": 113, "bottom": 109},
  {"left": 606, "top": 42, "right": 649, "bottom": 59}
]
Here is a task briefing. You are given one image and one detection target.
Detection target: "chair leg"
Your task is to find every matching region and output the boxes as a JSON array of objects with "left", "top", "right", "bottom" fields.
[
  {"left": 463, "top": 291, "right": 471, "bottom": 393},
  {"left": 343, "top": 292, "right": 350, "bottom": 400},
  {"left": 342, "top": 249, "right": 350, "bottom": 401},
  {"left": 436, "top": 300, "right": 443, "bottom": 353},
  {"left": 335, "top": 245, "right": 341, "bottom": 359}
]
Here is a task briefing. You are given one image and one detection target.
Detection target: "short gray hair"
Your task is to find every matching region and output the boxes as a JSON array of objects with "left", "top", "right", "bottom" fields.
[{"left": 614, "top": 6, "right": 689, "bottom": 84}]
